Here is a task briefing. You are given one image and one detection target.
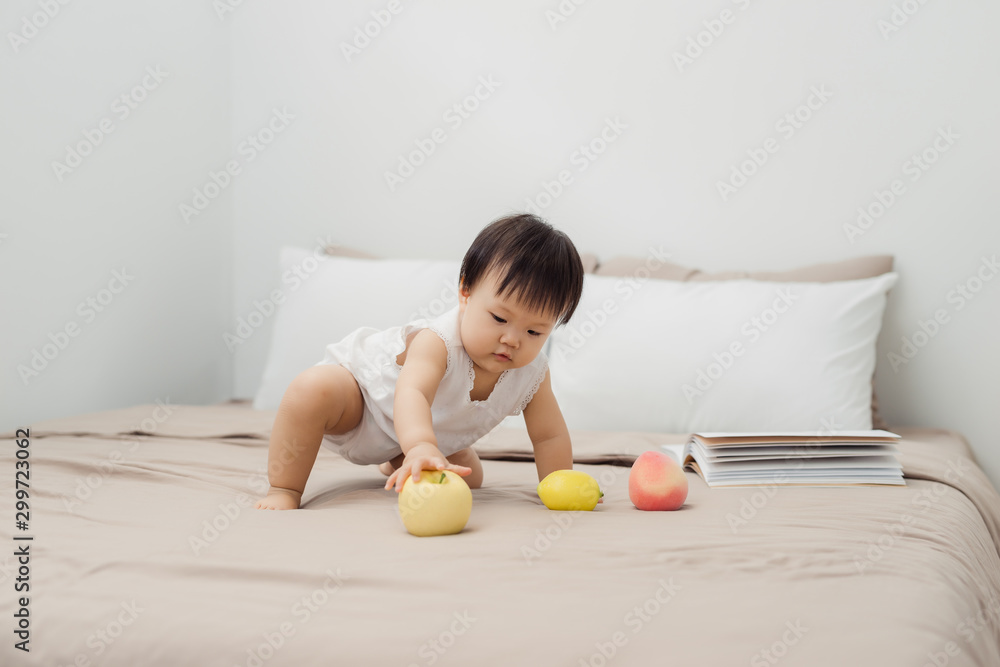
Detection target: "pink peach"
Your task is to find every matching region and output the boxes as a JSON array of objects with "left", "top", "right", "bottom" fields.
[{"left": 629, "top": 450, "right": 689, "bottom": 511}]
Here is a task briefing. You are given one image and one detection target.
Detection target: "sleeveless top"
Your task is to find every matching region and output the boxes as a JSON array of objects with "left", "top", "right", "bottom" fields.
[{"left": 315, "top": 304, "right": 548, "bottom": 457}]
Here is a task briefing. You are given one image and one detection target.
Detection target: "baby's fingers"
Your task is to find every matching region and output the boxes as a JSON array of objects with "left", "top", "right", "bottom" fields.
[
  {"left": 444, "top": 463, "right": 473, "bottom": 477},
  {"left": 385, "top": 468, "right": 410, "bottom": 492},
  {"left": 395, "top": 464, "right": 424, "bottom": 492}
]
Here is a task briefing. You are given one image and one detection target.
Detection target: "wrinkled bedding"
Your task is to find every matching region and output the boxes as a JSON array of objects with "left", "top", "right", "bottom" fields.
[{"left": 2, "top": 401, "right": 999, "bottom": 666}]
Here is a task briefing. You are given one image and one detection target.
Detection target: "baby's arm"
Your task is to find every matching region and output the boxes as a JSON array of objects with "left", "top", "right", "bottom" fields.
[
  {"left": 385, "top": 329, "right": 472, "bottom": 492},
  {"left": 522, "top": 369, "right": 574, "bottom": 481}
]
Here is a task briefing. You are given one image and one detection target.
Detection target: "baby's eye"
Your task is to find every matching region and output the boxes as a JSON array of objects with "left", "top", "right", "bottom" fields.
[
  {"left": 491, "top": 313, "right": 506, "bottom": 324},
  {"left": 528, "top": 330, "right": 542, "bottom": 337}
]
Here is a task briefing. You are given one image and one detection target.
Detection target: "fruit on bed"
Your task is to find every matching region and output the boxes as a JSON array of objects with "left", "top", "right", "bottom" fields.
[
  {"left": 537, "top": 470, "right": 603, "bottom": 511},
  {"left": 629, "top": 451, "right": 688, "bottom": 511},
  {"left": 398, "top": 470, "right": 473, "bottom": 537}
]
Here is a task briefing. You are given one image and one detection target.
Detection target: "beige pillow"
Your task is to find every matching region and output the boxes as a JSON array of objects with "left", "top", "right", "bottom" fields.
[
  {"left": 592, "top": 255, "right": 894, "bottom": 430},
  {"left": 323, "top": 244, "right": 380, "bottom": 260},
  {"left": 324, "top": 244, "right": 599, "bottom": 273}
]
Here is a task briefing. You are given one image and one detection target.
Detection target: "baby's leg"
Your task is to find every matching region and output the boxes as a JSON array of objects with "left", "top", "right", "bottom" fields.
[
  {"left": 447, "top": 447, "right": 483, "bottom": 489},
  {"left": 378, "top": 453, "right": 405, "bottom": 477},
  {"left": 254, "top": 365, "right": 364, "bottom": 510}
]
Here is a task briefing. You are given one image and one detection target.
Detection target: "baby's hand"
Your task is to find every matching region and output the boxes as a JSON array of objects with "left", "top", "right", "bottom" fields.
[{"left": 385, "top": 443, "right": 472, "bottom": 493}]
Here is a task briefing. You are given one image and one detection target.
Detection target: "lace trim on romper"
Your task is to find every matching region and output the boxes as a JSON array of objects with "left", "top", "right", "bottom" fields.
[
  {"left": 387, "top": 322, "right": 453, "bottom": 377},
  {"left": 513, "top": 357, "right": 548, "bottom": 415},
  {"left": 383, "top": 307, "right": 544, "bottom": 417},
  {"left": 426, "top": 324, "right": 453, "bottom": 377},
  {"left": 466, "top": 357, "right": 511, "bottom": 404}
]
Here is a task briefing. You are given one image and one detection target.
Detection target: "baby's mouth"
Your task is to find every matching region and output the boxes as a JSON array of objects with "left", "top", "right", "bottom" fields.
[{"left": 493, "top": 353, "right": 511, "bottom": 362}]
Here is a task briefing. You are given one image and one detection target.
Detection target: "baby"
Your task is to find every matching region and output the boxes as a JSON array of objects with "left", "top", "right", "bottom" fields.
[{"left": 254, "top": 213, "right": 584, "bottom": 510}]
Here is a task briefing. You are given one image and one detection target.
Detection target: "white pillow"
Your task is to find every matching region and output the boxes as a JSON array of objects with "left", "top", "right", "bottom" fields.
[
  {"left": 547, "top": 272, "right": 898, "bottom": 433},
  {"left": 253, "top": 248, "right": 461, "bottom": 410}
]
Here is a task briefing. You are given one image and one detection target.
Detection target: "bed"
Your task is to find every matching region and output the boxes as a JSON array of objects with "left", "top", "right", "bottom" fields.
[
  {"left": 8, "top": 246, "right": 999, "bottom": 666},
  {"left": 4, "top": 400, "right": 1000, "bottom": 666}
]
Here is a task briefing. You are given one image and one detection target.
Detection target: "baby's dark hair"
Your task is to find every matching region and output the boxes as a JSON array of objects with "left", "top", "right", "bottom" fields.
[{"left": 459, "top": 213, "right": 584, "bottom": 327}]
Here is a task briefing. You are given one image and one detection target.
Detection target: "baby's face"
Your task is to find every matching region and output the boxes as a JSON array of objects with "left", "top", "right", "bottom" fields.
[{"left": 458, "top": 270, "right": 558, "bottom": 375}]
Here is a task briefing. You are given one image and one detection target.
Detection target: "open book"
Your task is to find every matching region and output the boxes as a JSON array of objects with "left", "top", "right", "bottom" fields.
[{"left": 660, "top": 430, "right": 905, "bottom": 488}]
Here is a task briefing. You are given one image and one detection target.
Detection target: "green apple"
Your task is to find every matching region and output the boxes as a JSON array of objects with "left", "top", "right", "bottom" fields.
[{"left": 398, "top": 470, "right": 473, "bottom": 537}]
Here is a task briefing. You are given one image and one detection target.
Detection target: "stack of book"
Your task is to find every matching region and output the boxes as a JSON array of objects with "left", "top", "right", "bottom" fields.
[{"left": 660, "top": 430, "right": 904, "bottom": 488}]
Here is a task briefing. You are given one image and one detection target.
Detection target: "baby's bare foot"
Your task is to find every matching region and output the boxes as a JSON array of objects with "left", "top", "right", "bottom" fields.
[{"left": 254, "top": 488, "right": 302, "bottom": 510}]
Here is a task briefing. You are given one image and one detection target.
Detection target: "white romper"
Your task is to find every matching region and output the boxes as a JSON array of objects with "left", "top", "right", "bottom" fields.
[{"left": 317, "top": 304, "right": 548, "bottom": 465}]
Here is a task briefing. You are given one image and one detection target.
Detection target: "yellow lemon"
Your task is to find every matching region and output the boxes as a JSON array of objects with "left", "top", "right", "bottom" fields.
[{"left": 537, "top": 470, "right": 603, "bottom": 511}]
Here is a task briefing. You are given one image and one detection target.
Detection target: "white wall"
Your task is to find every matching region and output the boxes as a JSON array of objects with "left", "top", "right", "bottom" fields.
[
  {"left": 3, "top": 2, "right": 997, "bottom": 485},
  {"left": 1, "top": 1, "right": 233, "bottom": 428},
  {"left": 230, "top": 1, "right": 1000, "bottom": 484}
]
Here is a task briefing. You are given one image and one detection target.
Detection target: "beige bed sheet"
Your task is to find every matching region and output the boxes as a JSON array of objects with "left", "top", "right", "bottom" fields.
[{"left": 2, "top": 401, "right": 999, "bottom": 666}]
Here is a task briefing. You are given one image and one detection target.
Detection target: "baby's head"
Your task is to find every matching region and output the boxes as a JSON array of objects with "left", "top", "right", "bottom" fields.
[{"left": 457, "top": 213, "right": 584, "bottom": 372}]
